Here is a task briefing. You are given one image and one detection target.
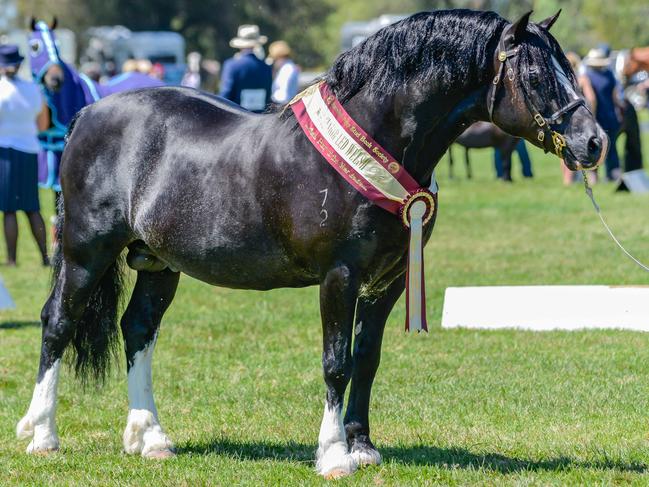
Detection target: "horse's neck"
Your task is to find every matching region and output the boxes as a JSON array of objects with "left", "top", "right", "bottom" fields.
[
  {"left": 343, "top": 85, "right": 489, "bottom": 186},
  {"left": 407, "top": 88, "right": 490, "bottom": 183}
]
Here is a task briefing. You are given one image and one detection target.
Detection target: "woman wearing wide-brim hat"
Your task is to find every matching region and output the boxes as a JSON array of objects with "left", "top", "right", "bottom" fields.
[
  {"left": 0, "top": 44, "right": 50, "bottom": 266},
  {"left": 268, "top": 40, "right": 300, "bottom": 104},
  {"left": 583, "top": 44, "right": 624, "bottom": 181}
]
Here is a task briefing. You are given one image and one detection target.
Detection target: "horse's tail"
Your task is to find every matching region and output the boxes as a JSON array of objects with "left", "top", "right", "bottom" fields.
[
  {"left": 52, "top": 194, "right": 126, "bottom": 385},
  {"left": 70, "top": 254, "right": 126, "bottom": 384}
]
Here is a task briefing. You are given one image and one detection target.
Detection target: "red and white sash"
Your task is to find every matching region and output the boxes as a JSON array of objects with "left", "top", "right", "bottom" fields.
[{"left": 291, "top": 82, "right": 437, "bottom": 332}]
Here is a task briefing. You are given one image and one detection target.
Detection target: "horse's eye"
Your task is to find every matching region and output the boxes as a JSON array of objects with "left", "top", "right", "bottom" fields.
[
  {"left": 529, "top": 67, "right": 540, "bottom": 86},
  {"left": 29, "top": 39, "right": 42, "bottom": 56}
]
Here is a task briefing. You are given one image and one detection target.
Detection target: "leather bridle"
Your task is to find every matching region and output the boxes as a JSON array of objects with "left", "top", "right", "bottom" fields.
[{"left": 486, "top": 33, "right": 586, "bottom": 157}]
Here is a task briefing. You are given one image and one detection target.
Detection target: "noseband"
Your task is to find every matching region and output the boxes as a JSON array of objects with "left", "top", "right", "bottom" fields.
[{"left": 486, "top": 35, "right": 585, "bottom": 157}]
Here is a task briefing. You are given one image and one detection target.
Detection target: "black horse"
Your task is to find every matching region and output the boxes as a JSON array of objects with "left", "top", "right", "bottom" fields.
[
  {"left": 17, "top": 10, "right": 606, "bottom": 479},
  {"left": 447, "top": 121, "right": 521, "bottom": 180}
]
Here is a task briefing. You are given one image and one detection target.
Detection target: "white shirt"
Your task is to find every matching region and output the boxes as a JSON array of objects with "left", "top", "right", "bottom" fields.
[
  {"left": 272, "top": 60, "right": 300, "bottom": 104},
  {"left": 0, "top": 76, "right": 43, "bottom": 154}
]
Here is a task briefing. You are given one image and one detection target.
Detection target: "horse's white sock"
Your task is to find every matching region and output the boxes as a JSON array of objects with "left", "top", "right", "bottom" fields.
[
  {"left": 17, "top": 359, "right": 61, "bottom": 453},
  {"left": 123, "top": 338, "right": 173, "bottom": 456},
  {"left": 315, "top": 402, "right": 357, "bottom": 477}
]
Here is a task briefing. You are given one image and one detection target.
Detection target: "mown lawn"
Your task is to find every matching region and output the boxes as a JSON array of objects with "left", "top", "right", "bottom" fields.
[{"left": 2, "top": 129, "right": 649, "bottom": 485}]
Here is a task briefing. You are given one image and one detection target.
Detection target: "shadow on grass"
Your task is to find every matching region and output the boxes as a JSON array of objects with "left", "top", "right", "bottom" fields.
[
  {"left": 381, "top": 444, "right": 647, "bottom": 473},
  {"left": 0, "top": 320, "right": 39, "bottom": 330},
  {"left": 178, "top": 439, "right": 647, "bottom": 473}
]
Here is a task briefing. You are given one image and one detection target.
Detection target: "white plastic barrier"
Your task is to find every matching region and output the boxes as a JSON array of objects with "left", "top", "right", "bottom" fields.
[
  {"left": 441, "top": 285, "right": 649, "bottom": 331},
  {"left": 0, "top": 277, "right": 15, "bottom": 309}
]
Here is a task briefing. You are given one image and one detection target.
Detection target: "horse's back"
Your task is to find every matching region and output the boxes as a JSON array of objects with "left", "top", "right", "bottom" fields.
[
  {"left": 62, "top": 86, "right": 261, "bottom": 199},
  {"left": 61, "top": 86, "right": 312, "bottom": 287}
]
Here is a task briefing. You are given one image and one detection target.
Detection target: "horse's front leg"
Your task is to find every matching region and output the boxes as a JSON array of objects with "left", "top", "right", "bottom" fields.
[
  {"left": 316, "top": 263, "right": 359, "bottom": 479},
  {"left": 344, "top": 275, "right": 405, "bottom": 467}
]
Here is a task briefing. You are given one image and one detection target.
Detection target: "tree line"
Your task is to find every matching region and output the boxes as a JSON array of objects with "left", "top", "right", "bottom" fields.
[{"left": 15, "top": 0, "right": 649, "bottom": 68}]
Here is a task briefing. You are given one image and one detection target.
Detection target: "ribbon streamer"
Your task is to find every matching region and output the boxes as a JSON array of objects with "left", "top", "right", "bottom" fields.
[
  {"left": 291, "top": 83, "right": 437, "bottom": 332},
  {"left": 405, "top": 201, "right": 428, "bottom": 332}
]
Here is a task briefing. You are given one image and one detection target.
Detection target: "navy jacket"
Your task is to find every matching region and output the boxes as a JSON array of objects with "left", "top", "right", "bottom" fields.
[
  {"left": 219, "top": 52, "right": 272, "bottom": 113},
  {"left": 586, "top": 67, "right": 620, "bottom": 133}
]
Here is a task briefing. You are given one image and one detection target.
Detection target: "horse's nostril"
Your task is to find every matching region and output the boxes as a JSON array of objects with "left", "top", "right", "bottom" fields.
[{"left": 588, "top": 136, "right": 601, "bottom": 154}]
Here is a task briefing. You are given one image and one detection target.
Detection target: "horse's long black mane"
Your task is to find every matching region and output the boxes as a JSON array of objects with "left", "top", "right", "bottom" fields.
[
  {"left": 324, "top": 9, "right": 576, "bottom": 109},
  {"left": 325, "top": 10, "right": 506, "bottom": 102}
]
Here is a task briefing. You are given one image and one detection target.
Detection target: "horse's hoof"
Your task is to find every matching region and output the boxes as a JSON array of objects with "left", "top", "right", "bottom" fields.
[
  {"left": 316, "top": 442, "right": 358, "bottom": 479},
  {"left": 323, "top": 468, "right": 353, "bottom": 480},
  {"left": 351, "top": 446, "right": 382, "bottom": 467},
  {"left": 143, "top": 448, "right": 176, "bottom": 459},
  {"left": 27, "top": 444, "right": 59, "bottom": 455}
]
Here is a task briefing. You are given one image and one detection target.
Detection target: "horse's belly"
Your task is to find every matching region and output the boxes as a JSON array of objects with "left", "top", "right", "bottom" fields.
[{"left": 153, "top": 242, "right": 319, "bottom": 291}]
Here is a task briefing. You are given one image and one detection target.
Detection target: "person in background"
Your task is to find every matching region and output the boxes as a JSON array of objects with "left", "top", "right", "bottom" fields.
[
  {"left": 268, "top": 40, "right": 300, "bottom": 104},
  {"left": 494, "top": 140, "right": 533, "bottom": 180},
  {"left": 0, "top": 45, "right": 49, "bottom": 266},
  {"left": 219, "top": 25, "right": 272, "bottom": 113},
  {"left": 181, "top": 51, "right": 202, "bottom": 89},
  {"left": 150, "top": 63, "right": 165, "bottom": 81},
  {"left": 562, "top": 52, "right": 597, "bottom": 185},
  {"left": 584, "top": 44, "right": 623, "bottom": 181},
  {"left": 80, "top": 61, "right": 102, "bottom": 83}
]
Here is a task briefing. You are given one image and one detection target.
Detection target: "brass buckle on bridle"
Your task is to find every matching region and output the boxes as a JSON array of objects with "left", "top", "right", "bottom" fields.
[
  {"left": 551, "top": 131, "right": 566, "bottom": 156},
  {"left": 533, "top": 114, "right": 546, "bottom": 127}
]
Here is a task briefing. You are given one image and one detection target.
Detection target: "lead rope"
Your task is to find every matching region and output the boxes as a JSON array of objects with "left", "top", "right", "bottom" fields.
[{"left": 582, "top": 170, "right": 649, "bottom": 272}]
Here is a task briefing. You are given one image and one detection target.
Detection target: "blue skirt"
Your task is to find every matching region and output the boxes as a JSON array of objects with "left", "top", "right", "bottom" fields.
[{"left": 0, "top": 147, "right": 40, "bottom": 212}]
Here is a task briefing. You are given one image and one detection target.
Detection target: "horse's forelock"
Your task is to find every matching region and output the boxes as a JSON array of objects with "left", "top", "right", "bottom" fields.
[{"left": 516, "top": 24, "right": 577, "bottom": 109}]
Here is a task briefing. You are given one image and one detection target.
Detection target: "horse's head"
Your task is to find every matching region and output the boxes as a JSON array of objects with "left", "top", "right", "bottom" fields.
[
  {"left": 488, "top": 11, "right": 607, "bottom": 171},
  {"left": 29, "top": 17, "right": 65, "bottom": 93}
]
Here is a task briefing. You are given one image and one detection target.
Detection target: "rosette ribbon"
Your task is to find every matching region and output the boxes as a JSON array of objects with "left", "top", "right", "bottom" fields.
[{"left": 291, "top": 82, "right": 438, "bottom": 332}]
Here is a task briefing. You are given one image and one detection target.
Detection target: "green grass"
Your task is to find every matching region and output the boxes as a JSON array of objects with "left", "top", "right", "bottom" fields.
[{"left": 2, "top": 130, "right": 649, "bottom": 485}]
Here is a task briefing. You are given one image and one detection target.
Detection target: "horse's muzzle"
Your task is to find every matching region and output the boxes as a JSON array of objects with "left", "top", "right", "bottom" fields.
[
  {"left": 580, "top": 129, "right": 609, "bottom": 170},
  {"left": 565, "top": 127, "right": 609, "bottom": 171}
]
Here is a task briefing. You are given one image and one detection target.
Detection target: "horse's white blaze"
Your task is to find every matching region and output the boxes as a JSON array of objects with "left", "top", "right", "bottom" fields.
[
  {"left": 551, "top": 55, "right": 608, "bottom": 169},
  {"left": 123, "top": 336, "right": 174, "bottom": 456},
  {"left": 552, "top": 56, "right": 580, "bottom": 101},
  {"left": 316, "top": 403, "right": 357, "bottom": 477},
  {"left": 16, "top": 359, "right": 61, "bottom": 453}
]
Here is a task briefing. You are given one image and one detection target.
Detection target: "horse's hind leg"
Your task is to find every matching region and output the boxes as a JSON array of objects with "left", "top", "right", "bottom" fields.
[
  {"left": 344, "top": 275, "right": 405, "bottom": 467},
  {"left": 316, "top": 264, "right": 359, "bottom": 478},
  {"left": 121, "top": 268, "right": 179, "bottom": 458},
  {"left": 17, "top": 244, "right": 124, "bottom": 453}
]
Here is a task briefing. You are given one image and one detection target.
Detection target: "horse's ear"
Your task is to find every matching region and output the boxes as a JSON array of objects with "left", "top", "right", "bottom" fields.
[
  {"left": 30, "top": 17, "right": 37, "bottom": 31},
  {"left": 539, "top": 10, "right": 561, "bottom": 31},
  {"left": 505, "top": 11, "right": 532, "bottom": 45},
  {"left": 50, "top": 17, "right": 58, "bottom": 30}
]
